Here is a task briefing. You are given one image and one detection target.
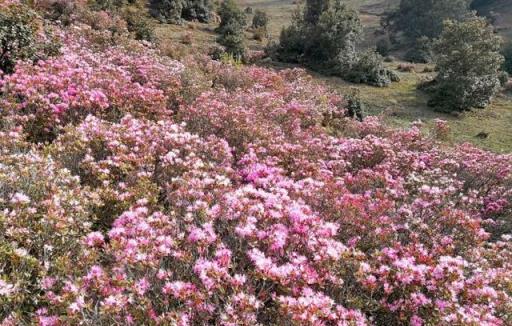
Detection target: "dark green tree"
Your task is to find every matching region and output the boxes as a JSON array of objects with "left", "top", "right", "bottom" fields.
[
  {"left": 304, "top": 0, "right": 330, "bottom": 25},
  {"left": 251, "top": 9, "right": 268, "bottom": 29},
  {"left": 306, "top": 1, "right": 361, "bottom": 67},
  {"left": 427, "top": 17, "right": 504, "bottom": 112},
  {"left": 216, "top": 0, "right": 246, "bottom": 59},
  {"left": 216, "top": 0, "right": 246, "bottom": 34},
  {"left": 182, "top": 0, "right": 212, "bottom": 23},
  {"left": 276, "top": 0, "right": 395, "bottom": 87},
  {"left": 150, "top": 0, "right": 184, "bottom": 24},
  {"left": 150, "top": 0, "right": 212, "bottom": 24}
]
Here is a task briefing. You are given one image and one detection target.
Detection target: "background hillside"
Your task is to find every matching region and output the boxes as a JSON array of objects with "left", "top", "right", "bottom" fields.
[{"left": 236, "top": 0, "right": 512, "bottom": 45}]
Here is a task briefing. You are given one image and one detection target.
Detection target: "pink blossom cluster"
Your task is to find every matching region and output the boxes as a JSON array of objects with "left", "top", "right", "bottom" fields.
[
  {"left": 1, "top": 27, "right": 184, "bottom": 139},
  {"left": 0, "top": 17, "right": 511, "bottom": 326}
]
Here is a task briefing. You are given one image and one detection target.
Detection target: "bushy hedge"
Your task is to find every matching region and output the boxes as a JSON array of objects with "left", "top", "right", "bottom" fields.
[{"left": 384, "top": 0, "right": 471, "bottom": 63}]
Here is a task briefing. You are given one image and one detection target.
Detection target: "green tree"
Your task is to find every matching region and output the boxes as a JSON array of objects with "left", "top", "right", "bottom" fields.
[
  {"left": 251, "top": 9, "right": 268, "bottom": 29},
  {"left": 304, "top": 0, "right": 330, "bottom": 25},
  {"left": 216, "top": 0, "right": 246, "bottom": 34},
  {"left": 150, "top": 0, "right": 212, "bottom": 24},
  {"left": 428, "top": 17, "right": 504, "bottom": 112},
  {"left": 276, "top": 0, "right": 395, "bottom": 87},
  {"left": 306, "top": 0, "right": 361, "bottom": 67},
  {"left": 216, "top": 0, "right": 246, "bottom": 59},
  {"left": 182, "top": 0, "right": 212, "bottom": 23},
  {"left": 404, "top": 36, "right": 433, "bottom": 63},
  {"left": 150, "top": 0, "right": 184, "bottom": 23}
]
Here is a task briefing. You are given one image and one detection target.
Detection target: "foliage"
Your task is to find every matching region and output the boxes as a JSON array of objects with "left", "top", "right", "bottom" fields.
[
  {"left": 123, "top": 9, "right": 155, "bottom": 41},
  {"left": 150, "top": 0, "right": 184, "bottom": 23},
  {"left": 182, "top": 0, "right": 212, "bottom": 22},
  {"left": 275, "top": 22, "right": 304, "bottom": 63},
  {"left": 277, "top": 0, "right": 395, "bottom": 87},
  {"left": 0, "top": 4, "right": 38, "bottom": 73},
  {"left": 89, "top": 0, "right": 126, "bottom": 11},
  {"left": 150, "top": 0, "right": 211, "bottom": 24},
  {"left": 216, "top": 0, "right": 246, "bottom": 35},
  {"left": 376, "top": 37, "right": 391, "bottom": 56},
  {"left": 306, "top": 0, "right": 362, "bottom": 67},
  {"left": 499, "top": 71, "right": 509, "bottom": 86},
  {"left": 304, "top": 0, "right": 329, "bottom": 25},
  {"left": 427, "top": 17, "right": 504, "bottom": 112},
  {"left": 251, "top": 9, "right": 267, "bottom": 29},
  {"left": 345, "top": 50, "right": 399, "bottom": 87},
  {"left": 216, "top": 0, "right": 246, "bottom": 60},
  {"left": 404, "top": 36, "right": 433, "bottom": 63}
]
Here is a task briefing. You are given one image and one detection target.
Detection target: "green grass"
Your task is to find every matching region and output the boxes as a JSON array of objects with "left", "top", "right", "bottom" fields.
[{"left": 317, "top": 65, "right": 512, "bottom": 153}]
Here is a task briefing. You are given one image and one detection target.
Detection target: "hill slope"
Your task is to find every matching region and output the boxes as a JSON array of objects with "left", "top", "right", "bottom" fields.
[{"left": 237, "top": 0, "right": 512, "bottom": 43}]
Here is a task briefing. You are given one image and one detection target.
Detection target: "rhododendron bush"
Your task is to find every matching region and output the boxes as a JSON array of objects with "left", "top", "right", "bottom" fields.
[{"left": 1, "top": 5, "right": 512, "bottom": 326}]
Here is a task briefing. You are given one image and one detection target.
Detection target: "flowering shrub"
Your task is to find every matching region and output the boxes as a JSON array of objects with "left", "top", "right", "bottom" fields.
[
  {"left": 0, "top": 148, "right": 99, "bottom": 321},
  {"left": 1, "top": 28, "right": 184, "bottom": 141},
  {"left": 0, "top": 12, "right": 511, "bottom": 326}
]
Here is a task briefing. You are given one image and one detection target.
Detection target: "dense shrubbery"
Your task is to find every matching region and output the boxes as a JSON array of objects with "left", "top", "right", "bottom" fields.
[
  {"left": 425, "top": 17, "right": 504, "bottom": 112},
  {"left": 385, "top": 0, "right": 472, "bottom": 40},
  {"left": 375, "top": 37, "right": 391, "bottom": 56},
  {"left": 150, "top": 0, "right": 212, "bottom": 24},
  {"left": 276, "top": 0, "right": 396, "bottom": 87},
  {"left": 215, "top": 0, "right": 246, "bottom": 59},
  {"left": 0, "top": 3, "right": 60, "bottom": 73},
  {"left": 404, "top": 36, "right": 433, "bottom": 63},
  {"left": 0, "top": 2, "right": 512, "bottom": 325}
]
